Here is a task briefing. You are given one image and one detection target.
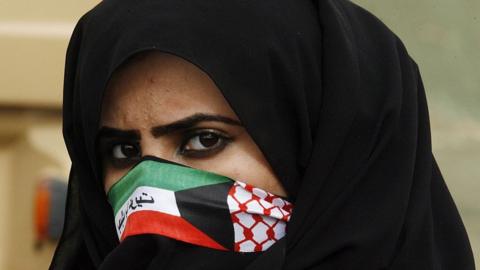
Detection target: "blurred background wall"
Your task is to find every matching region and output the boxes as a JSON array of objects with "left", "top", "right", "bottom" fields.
[
  {"left": 0, "top": 0, "right": 478, "bottom": 269},
  {"left": 0, "top": 1, "right": 99, "bottom": 269}
]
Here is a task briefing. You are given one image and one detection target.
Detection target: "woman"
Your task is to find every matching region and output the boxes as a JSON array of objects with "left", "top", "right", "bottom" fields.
[{"left": 51, "top": 0, "right": 475, "bottom": 269}]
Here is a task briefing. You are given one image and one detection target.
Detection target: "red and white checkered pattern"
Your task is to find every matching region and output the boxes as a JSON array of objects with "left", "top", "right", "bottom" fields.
[{"left": 227, "top": 181, "right": 293, "bottom": 252}]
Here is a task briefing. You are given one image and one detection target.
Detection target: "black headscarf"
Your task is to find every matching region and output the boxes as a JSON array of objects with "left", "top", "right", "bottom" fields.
[{"left": 51, "top": 0, "right": 475, "bottom": 269}]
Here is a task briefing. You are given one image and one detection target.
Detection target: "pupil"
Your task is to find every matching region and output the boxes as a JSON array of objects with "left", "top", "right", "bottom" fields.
[
  {"left": 121, "top": 144, "right": 138, "bottom": 157},
  {"left": 199, "top": 133, "right": 218, "bottom": 147}
]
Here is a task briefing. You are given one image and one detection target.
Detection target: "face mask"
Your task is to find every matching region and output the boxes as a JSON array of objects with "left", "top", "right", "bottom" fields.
[{"left": 107, "top": 155, "right": 293, "bottom": 253}]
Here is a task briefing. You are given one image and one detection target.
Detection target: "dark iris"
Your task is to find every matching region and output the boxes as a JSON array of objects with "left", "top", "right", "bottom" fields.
[
  {"left": 198, "top": 133, "right": 219, "bottom": 147},
  {"left": 179, "top": 130, "right": 232, "bottom": 157},
  {"left": 120, "top": 144, "right": 139, "bottom": 158}
]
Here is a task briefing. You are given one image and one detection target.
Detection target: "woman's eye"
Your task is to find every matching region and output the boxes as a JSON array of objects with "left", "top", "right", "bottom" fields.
[
  {"left": 180, "top": 131, "right": 231, "bottom": 157},
  {"left": 110, "top": 143, "right": 140, "bottom": 160}
]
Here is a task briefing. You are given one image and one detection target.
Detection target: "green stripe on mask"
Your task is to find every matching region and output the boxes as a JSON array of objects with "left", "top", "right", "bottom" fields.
[{"left": 107, "top": 160, "right": 232, "bottom": 214}]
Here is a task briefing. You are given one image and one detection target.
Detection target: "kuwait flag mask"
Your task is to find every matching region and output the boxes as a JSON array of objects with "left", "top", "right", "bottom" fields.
[{"left": 107, "top": 156, "right": 293, "bottom": 253}]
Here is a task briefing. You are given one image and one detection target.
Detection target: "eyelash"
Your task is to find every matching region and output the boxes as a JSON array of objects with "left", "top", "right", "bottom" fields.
[{"left": 102, "top": 129, "right": 232, "bottom": 167}]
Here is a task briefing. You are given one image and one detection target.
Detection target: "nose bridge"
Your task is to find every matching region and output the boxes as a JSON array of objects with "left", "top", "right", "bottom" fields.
[{"left": 139, "top": 132, "right": 172, "bottom": 160}]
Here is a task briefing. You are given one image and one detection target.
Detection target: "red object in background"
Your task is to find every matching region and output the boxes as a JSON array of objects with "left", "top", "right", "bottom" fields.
[
  {"left": 34, "top": 181, "right": 51, "bottom": 245},
  {"left": 33, "top": 177, "right": 67, "bottom": 249}
]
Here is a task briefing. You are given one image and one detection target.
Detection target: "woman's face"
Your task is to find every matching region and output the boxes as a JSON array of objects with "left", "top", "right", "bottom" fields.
[{"left": 98, "top": 51, "right": 287, "bottom": 197}]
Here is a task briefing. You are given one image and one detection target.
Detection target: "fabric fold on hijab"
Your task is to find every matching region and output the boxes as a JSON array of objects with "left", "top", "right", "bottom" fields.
[{"left": 51, "top": 0, "right": 475, "bottom": 269}]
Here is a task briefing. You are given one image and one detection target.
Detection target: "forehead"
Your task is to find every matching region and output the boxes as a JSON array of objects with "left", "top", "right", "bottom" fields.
[{"left": 99, "top": 51, "right": 238, "bottom": 127}]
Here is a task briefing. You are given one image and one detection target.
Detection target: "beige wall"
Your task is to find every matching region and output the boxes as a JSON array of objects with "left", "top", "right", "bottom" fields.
[
  {"left": 0, "top": 0, "right": 100, "bottom": 107},
  {"left": 0, "top": 112, "right": 67, "bottom": 270},
  {"left": 1, "top": 0, "right": 99, "bottom": 268},
  {"left": 0, "top": 146, "right": 11, "bottom": 269}
]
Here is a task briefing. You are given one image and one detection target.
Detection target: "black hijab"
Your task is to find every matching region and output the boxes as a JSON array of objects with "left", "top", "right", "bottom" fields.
[{"left": 51, "top": 0, "right": 475, "bottom": 269}]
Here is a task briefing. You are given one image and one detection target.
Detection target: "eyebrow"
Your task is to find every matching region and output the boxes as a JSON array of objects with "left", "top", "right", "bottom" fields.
[
  {"left": 97, "top": 127, "right": 141, "bottom": 141},
  {"left": 97, "top": 113, "right": 243, "bottom": 141},
  {"left": 150, "top": 113, "right": 243, "bottom": 137}
]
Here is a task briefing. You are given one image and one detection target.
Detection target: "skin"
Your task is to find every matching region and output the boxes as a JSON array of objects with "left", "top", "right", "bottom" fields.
[{"left": 98, "top": 51, "right": 287, "bottom": 197}]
